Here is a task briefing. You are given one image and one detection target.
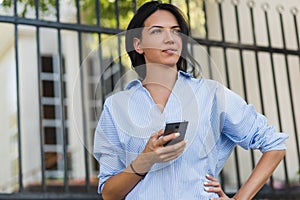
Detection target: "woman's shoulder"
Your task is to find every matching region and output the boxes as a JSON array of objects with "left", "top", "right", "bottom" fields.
[
  {"left": 180, "top": 71, "right": 220, "bottom": 86},
  {"left": 188, "top": 76, "right": 223, "bottom": 91},
  {"left": 103, "top": 79, "right": 142, "bottom": 106}
]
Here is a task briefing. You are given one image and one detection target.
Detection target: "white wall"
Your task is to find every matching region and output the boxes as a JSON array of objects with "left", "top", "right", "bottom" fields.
[
  {"left": 0, "top": 25, "right": 18, "bottom": 192},
  {"left": 18, "top": 26, "right": 42, "bottom": 187}
]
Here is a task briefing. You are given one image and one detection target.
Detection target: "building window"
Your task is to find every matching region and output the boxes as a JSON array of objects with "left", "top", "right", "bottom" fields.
[{"left": 41, "top": 55, "right": 70, "bottom": 179}]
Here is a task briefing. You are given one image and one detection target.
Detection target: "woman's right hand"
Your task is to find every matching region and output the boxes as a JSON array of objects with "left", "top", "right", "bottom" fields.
[
  {"left": 101, "top": 129, "right": 187, "bottom": 200},
  {"left": 141, "top": 129, "right": 187, "bottom": 164}
]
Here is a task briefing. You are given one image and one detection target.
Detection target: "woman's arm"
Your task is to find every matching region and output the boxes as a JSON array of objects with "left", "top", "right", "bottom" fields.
[
  {"left": 101, "top": 130, "right": 187, "bottom": 200},
  {"left": 208, "top": 150, "right": 285, "bottom": 200},
  {"left": 232, "top": 149, "right": 285, "bottom": 200}
]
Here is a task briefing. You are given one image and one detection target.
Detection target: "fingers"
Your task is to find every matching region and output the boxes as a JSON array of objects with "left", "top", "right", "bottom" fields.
[
  {"left": 206, "top": 174, "right": 219, "bottom": 182},
  {"left": 204, "top": 186, "right": 222, "bottom": 193},
  {"left": 161, "top": 137, "right": 186, "bottom": 152},
  {"left": 157, "top": 140, "right": 186, "bottom": 161},
  {"left": 204, "top": 175, "right": 228, "bottom": 198},
  {"left": 149, "top": 130, "right": 179, "bottom": 146},
  {"left": 143, "top": 129, "right": 187, "bottom": 163},
  {"left": 204, "top": 174, "right": 220, "bottom": 189},
  {"left": 149, "top": 129, "right": 164, "bottom": 141},
  {"left": 156, "top": 132, "right": 181, "bottom": 146}
]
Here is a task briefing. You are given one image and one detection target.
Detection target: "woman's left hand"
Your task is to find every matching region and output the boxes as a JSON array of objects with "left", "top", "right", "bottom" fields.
[{"left": 204, "top": 174, "right": 234, "bottom": 200}]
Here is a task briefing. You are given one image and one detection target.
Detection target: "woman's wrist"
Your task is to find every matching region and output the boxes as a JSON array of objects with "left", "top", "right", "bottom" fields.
[
  {"left": 130, "top": 162, "right": 148, "bottom": 178},
  {"left": 129, "top": 154, "right": 154, "bottom": 176}
]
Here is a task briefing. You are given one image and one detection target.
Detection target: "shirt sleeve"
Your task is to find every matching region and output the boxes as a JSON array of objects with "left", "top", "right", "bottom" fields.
[
  {"left": 93, "top": 99, "right": 126, "bottom": 193},
  {"left": 220, "top": 86, "right": 288, "bottom": 152}
]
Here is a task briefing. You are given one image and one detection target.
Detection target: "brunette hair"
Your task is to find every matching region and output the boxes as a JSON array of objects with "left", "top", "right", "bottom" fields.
[{"left": 125, "top": 1, "right": 200, "bottom": 77}]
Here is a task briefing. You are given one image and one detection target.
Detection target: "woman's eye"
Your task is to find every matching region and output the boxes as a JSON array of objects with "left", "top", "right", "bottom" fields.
[
  {"left": 150, "top": 29, "right": 162, "bottom": 34},
  {"left": 172, "top": 29, "right": 181, "bottom": 35}
]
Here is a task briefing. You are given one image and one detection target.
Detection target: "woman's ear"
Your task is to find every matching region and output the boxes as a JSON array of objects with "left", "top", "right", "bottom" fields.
[{"left": 133, "top": 37, "right": 144, "bottom": 54}]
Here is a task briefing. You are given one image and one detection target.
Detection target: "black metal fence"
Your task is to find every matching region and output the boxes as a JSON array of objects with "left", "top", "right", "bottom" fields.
[{"left": 0, "top": 0, "right": 299, "bottom": 199}]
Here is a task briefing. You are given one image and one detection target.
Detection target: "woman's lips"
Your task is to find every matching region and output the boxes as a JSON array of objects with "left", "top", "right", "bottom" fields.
[{"left": 162, "top": 49, "right": 177, "bottom": 54}]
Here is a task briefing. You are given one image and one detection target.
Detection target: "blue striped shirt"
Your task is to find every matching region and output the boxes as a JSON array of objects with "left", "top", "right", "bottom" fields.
[{"left": 94, "top": 70, "right": 288, "bottom": 199}]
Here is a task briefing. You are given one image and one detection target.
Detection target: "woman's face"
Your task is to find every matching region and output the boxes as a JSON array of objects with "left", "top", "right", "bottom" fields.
[{"left": 134, "top": 10, "right": 183, "bottom": 69}]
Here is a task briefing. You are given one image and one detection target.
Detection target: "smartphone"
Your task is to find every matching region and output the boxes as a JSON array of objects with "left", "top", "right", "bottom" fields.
[{"left": 163, "top": 121, "right": 188, "bottom": 146}]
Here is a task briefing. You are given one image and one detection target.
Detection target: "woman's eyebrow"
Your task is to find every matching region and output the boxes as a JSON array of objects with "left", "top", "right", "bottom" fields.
[
  {"left": 147, "top": 25, "right": 181, "bottom": 30},
  {"left": 147, "top": 26, "right": 163, "bottom": 31},
  {"left": 171, "top": 26, "right": 181, "bottom": 29}
]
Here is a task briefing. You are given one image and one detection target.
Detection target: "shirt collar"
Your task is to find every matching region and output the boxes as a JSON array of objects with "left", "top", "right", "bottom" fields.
[
  {"left": 125, "top": 70, "right": 192, "bottom": 90},
  {"left": 125, "top": 79, "right": 142, "bottom": 90},
  {"left": 178, "top": 70, "right": 192, "bottom": 78}
]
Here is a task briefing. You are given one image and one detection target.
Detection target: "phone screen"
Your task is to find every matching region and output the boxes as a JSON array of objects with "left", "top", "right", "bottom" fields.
[{"left": 163, "top": 121, "right": 188, "bottom": 146}]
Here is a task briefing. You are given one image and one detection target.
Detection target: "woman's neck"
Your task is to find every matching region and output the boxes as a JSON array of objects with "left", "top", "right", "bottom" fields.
[
  {"left": 142, "top": 64, "right": 178, "bottom": 111},
  {"left": 142, "top": 64, "right": 178, "bottom": 90}
]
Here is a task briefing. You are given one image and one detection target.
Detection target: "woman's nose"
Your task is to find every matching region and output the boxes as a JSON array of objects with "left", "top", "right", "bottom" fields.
[{"left": 163, "top": 29, "right": 175, "bottom": 44}]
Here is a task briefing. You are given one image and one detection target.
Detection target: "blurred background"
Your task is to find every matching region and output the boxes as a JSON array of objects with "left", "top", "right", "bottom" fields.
[{"left": 0, "top": 0, "right": 300, "bottom": 199}]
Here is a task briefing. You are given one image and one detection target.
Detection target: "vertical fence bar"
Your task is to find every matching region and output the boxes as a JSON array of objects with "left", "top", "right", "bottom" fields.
[
  {"left": 115, "top": 0, "right": 120, "bottom": 37},
  {"left": 185, "top": 0, "right": 191, "bottom": 26},
  {"left": 96, "top": 0, "right": 107, "bottom": 106},
  {"left": 75, "top": 0, "right": 90, "bottom": 192},
  {"left": 14, "top": 0, "right": 23, "bottom": 193},
  {"left": 115, "top": 0, "right": 123, "bottom": 86},
  {"left": 186, "top": 0, "right": 199, "bottom": 78},
  {"left": 95, "top": 0, "right": 105, "bottom": 104},
  {"left": 278, "top": 5, "right": 300, "bottom": 184},
  {"left": 185, "top": 0, "right": 194, "bottom": 76},
  {"left": 55, "top": 0, "right": 69, "bottom": 192},
  {"left": 292, "top": 8, "right": 300, "bottom": 63},
  {"left": 133, "top": 0, "right": 137, "bottom": 13},
  {"left": 262, "top": 3, "right": 289, "bottom": 188},
  {"left": 217, "top": 1, "right": 230, "bottom": 85},
  {"left": 248, "top": 0, "right": 266, "bottom": 137},
  {"left": 96, "top": 0, "right": 110, "bottom": 115},
  {"left": 217, "top": 0, "right": 242, "bottom": 189},
  {"left": 203, "top": 0, "right": 225, "bottom": 189},
  {"left": 248, "top": 1, "right": 281, "bottom": 193},
  {"left": 35, "top": 0, "right": 46, "bottom": 192},
  {"left": 233, "top": 0, "right": 256, "bottom": 170},
  {"left": 291, "top": 7, "right": 300, "bottom": 182},
  {"left": 202, "top": 1, "right": 213, "bottom": 80}
]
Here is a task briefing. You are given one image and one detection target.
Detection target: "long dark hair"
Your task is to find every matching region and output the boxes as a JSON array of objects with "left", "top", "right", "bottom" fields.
[{"left": 125, "top": 1, "right": 200, "bottom": 77}]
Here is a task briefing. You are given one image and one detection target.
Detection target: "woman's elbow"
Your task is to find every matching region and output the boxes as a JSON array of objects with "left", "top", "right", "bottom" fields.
[
  {"left": 101, "top": 189, "right": 115, "bottom": 200},
  {"left": 101, "top": 186, "right": 124, "bottom": 200}
]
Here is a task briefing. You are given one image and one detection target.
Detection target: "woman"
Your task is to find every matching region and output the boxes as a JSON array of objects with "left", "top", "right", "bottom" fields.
[{"left": 94, "top": 1, "right": 288, "bottom": 200}]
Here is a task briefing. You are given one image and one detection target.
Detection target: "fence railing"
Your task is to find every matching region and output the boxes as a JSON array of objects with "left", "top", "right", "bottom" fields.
[{"left": 0, "top": 0, "right": 299, "bottom": 199}]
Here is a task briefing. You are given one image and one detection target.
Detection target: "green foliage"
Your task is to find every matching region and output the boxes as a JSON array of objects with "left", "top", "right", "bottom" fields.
[
  {"left": 80, "top": 0, "right": 149, "bottom": 29},
  {"left": 1, "top": 0, "right": 149, "bottom": 28},
  {"left": 1, "top": 0, "right": 205, "bottom": 37},
  {"left": 1, "top": 0, "right": 181, "bottom": 29},
  {"left": 1, "top": 0, "right": 56, "bottom": 17},
  {"left": 1, "top": 0, "right": 12, "bottom": 7}
]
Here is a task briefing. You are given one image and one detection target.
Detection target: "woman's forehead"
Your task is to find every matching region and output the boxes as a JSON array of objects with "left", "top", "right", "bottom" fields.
[{"left": 144, "top": 10, "right": 179, "bottom": 28}]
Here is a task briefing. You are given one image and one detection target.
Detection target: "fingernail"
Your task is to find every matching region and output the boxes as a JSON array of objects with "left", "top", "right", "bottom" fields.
[
  {"left": 206, "top": 174, "right": 211, "bottom": 177},
  {"left": 174, "top": 132, "right": 180, "bottom": 137},
  {"left": 203, "top": 181, "right": 208, "bottom": 185}
]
